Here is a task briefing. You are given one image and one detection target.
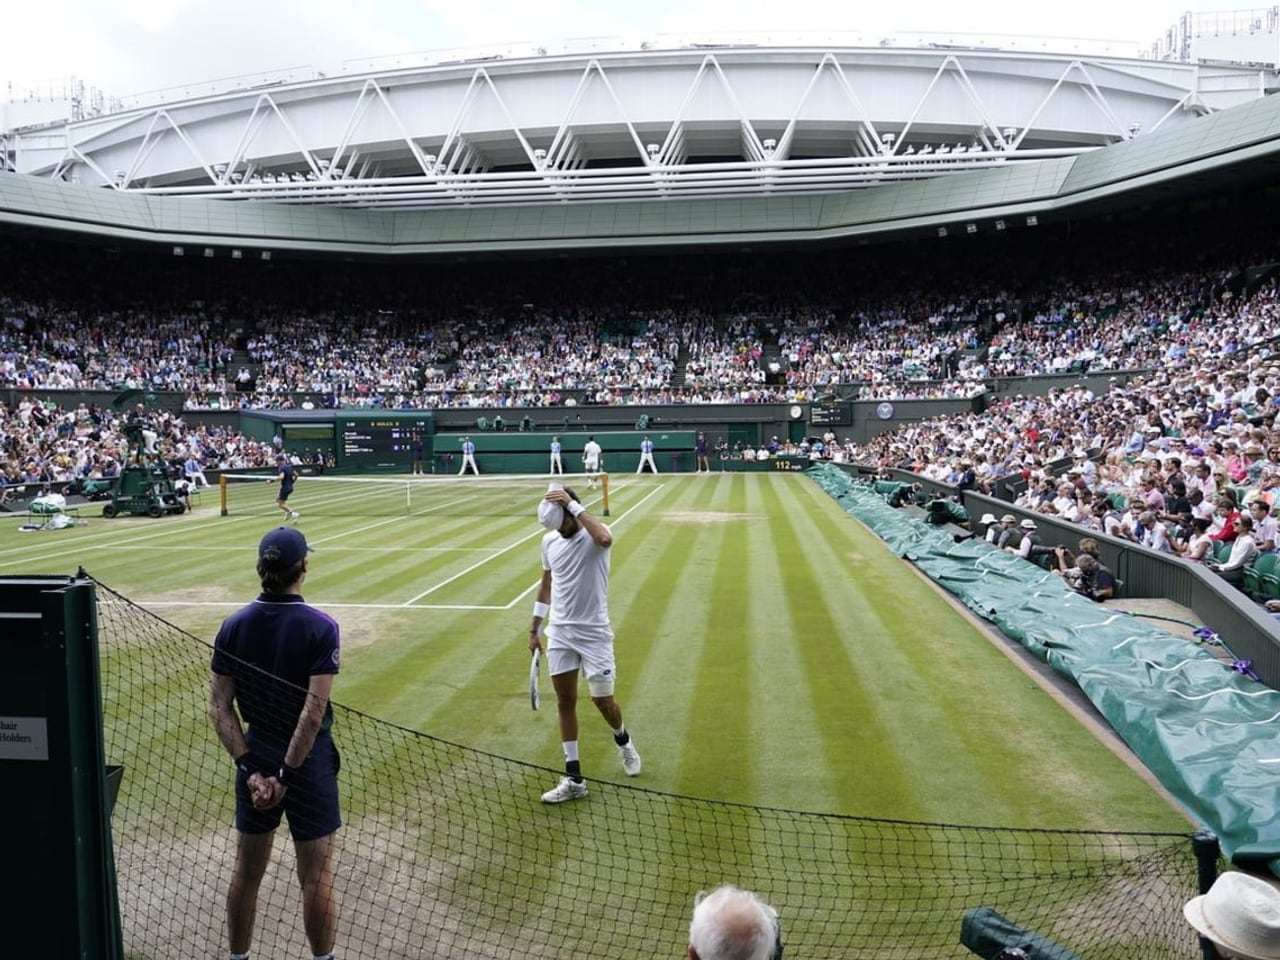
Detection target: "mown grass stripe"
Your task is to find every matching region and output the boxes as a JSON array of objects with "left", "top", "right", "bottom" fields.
[
  {"left": 750, "top": 475, "right": 920, "bottom": 816},
  {"left": 676, "top": 475, "right": 753, "bottom": 799},
  {"left": 22, "top": 473, "right": 1188, "bottom": 841}
]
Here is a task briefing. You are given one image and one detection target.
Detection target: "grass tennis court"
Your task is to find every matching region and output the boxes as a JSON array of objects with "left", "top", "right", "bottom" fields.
[{"left": 0, "top": 470, "right": 1188, "bottom": 832}]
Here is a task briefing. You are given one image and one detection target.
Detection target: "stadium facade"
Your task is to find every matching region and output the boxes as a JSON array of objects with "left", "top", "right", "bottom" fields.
[{"left": 3, "top": 26, "right": 1280, "bottom": 254}]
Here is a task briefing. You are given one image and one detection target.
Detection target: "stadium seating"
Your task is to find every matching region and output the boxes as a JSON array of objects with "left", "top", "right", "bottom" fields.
[
  {"left": 1260, "top": 556, "right": 1280, "bottom": 602},
  {"left": 1243, "top": 553, "right": 1278, "bottom": 600}
]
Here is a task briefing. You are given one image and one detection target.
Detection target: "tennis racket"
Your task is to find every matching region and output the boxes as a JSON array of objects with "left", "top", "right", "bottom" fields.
[{"left": 529, "top": 649, "right": 541, "bottom": 711}]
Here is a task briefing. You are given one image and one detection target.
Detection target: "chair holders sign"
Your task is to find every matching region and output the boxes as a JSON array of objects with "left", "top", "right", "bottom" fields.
[{"left": 0, "top": 716, "right": 48, "bottom": 760}]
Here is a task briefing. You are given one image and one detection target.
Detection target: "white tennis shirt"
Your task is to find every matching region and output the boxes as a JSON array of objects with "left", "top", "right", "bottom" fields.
[{"left": 542, "top": 524, "right": 611, "bottom": 631}]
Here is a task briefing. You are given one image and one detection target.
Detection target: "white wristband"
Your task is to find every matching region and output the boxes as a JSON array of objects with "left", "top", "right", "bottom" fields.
[
  {"left": 533, "top": 601, "right": 550, "bottom": 619},
  {"left": 567, "top": 501, "right": 586, "bottom": 518}
]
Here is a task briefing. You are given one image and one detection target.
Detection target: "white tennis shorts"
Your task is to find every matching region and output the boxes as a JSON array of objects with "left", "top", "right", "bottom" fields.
[
  {"left": 584, "top": 456, "right": 600, "bottom": 472},
  {"left": 547, "top": 626, "right": 616, "bottom": 697}
]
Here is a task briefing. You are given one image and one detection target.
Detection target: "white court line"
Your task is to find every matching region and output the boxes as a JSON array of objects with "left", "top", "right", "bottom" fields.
[
  {"left": 402, "top": 479, "right": 669, "bottom": 607},
  {"left": 67, "top": 477, "right": 668, "bottom": 610},
  {"left": 102, "top": 545, "right": 494, "bottom": 553},
  {"left": 0, "top": 513, "right": 264, "bottom": 570},
  {"left": 0, "top": 483, "right": 514, "bottom": 571},
  {"left": 128, "top": 600, "right": 511, "bottom": 611}
]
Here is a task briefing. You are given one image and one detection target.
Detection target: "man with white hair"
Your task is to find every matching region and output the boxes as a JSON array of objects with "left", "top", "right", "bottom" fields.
[{"left": 688, "top": 885, "right": 781, "bottom": 960}]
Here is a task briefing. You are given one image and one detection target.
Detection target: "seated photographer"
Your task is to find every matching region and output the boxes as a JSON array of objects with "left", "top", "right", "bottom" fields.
[
  {"left": 1052, "top": 547, "right": 1116, "bottom": 601},
  {"left": 1074, "top": 554, "right": 1116, "bottom": 601}
]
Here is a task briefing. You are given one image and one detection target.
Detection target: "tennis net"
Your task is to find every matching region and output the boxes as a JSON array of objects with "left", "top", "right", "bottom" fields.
[{"left": 219, "top": 472, "right": 611, "bottom": 518}]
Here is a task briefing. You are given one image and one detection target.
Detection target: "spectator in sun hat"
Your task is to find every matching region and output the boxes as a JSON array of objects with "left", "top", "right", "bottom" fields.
[
  {"left": 1007, "top": 517, "right": 1054, "bottom": 563},
  {"left": 993, "top": 514, "right": 1019, "bottom": 550},
  {"left": 1184, "top": 871, "right": 1280, "bottom": 960},
  {"left": 978, "top": 513, "right": 999, "bottom": 543}
]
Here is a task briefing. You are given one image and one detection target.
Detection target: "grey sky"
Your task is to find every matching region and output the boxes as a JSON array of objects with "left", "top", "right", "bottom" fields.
[{"left": 2, "top": 0, "right": 1251, "bottom": 102}]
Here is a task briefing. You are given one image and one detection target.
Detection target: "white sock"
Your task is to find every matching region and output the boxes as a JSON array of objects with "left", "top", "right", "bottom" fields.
[{"left": 563, "top": 740, "right": 579, "bottom": 763}]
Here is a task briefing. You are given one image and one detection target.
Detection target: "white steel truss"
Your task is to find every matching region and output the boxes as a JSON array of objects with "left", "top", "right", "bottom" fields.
[{"left": 6, "top": 45, "right": 1270, "bottom": 209}]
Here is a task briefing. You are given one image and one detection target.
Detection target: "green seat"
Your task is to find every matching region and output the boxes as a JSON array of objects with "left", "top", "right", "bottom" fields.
[
  {"left": 1260, "top": 554, "right": 1280, "bottom": 601},
  {"left": 1214, "top": 540, "right": 1233, "bottom": 564},
  {"left": 1108, "top": 492, "right": 1127, "bottom": 510},
  {"left": 1244, "top": 553, "right": 1278, "bottom": 600}
]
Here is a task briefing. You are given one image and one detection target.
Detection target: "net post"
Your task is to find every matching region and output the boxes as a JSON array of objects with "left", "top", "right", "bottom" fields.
[
  {"left": 601, "top": 472, "right": 610, "bottom": 516},
  {"left": 1191, "top": 831, "right": 1221, "bottom": 960},
  {"left": 219, "top": 474, "right": 229, "bottom": 517},
  {"left": 1191, "top": 830, "right": 1220, "bottom": 895}
]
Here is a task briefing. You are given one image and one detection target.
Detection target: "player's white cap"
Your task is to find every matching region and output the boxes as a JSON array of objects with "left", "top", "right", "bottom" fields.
[{"left": 538, "top": 481, "right": 565, "bottom": 531}]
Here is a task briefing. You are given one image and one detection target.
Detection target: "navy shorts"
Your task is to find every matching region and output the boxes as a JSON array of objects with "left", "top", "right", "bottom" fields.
[
  {"left": 235, "top": 735, "right": 341, "bottom": 843},
  {"left": 277, "top": 487, "right": 294, "bottom": 502}
]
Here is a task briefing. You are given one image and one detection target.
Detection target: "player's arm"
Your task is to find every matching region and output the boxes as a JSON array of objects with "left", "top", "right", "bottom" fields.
[
  {"left": 208, "top": 672, "right": 249, "bottom": 762},
  {"left": 572, "top": 503, "right": 612, "bottom": 549},
  {"left": 530, "top": 569, "right": 552, "bottom": 653},
  {"left": 283, "top": 672, "right": 334, "bottom": 772}
]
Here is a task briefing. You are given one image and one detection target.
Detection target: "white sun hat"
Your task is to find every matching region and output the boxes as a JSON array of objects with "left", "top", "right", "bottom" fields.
[{"left": 1184, "top": 872, "right": 1280, "bottom": 960}]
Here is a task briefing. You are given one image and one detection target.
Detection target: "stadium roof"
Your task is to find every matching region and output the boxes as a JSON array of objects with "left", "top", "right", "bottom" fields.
[
  {"left": 3, "top": 44, "right": 1275, "bottom": 211},
  {"left": 2, "top": 43, "right": 1280, "bottom": 256}
]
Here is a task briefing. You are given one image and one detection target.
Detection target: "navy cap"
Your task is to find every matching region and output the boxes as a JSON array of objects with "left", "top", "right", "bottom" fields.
[{"left": 258, "top": 526, "right": 312, "bottom": 568}]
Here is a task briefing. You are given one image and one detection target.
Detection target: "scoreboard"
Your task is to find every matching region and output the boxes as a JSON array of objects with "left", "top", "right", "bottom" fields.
[
  {"left": 810, "top": 399, "right": 851, "bottom": 426},
  {"left": 338, "top": 413, "right": 434, "bottom": 471}
]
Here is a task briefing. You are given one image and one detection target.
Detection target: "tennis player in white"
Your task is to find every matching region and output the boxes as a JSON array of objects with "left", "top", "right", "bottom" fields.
[
  {"left": 582, "top": 436, "right": 603, "bottom": 489},
  {"left": 529, "top": 484, "right": 640, "bottom": 803}
]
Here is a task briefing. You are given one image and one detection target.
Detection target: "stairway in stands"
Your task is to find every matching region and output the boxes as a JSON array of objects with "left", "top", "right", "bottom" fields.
[
  {"left": 671, "top": 344, "right": 689, "bottom": 391},
  {"left": 229, "top": 347, "right": 258, "bottom": 390}
]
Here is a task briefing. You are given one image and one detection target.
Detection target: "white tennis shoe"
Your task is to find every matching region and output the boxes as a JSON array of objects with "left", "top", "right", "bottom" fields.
[
  {"left": 289, "top": 511, "right": 300, "bottom": 522},
  {"left": 618, "top": 740, "right": 641, "bottom": 776},
  {"left": 541, "top": 777, "right": 588, "bottom": 804}
]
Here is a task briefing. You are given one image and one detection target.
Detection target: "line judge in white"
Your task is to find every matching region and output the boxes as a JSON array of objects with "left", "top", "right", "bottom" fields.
[{"left": 529, "top": 483, "right": 640, "bottom": 803}]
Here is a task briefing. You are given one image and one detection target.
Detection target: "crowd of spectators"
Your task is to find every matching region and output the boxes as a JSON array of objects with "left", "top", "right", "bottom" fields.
[
  {"left": 852, "top": 277, "right": 1280, "bottom": 585},
  {"left": 1, "top": 199, "right": 1279, "bottom": 517},
  {"left": 0, "top": 203, "right": 1268, "bottom": 412},
  {"left": 0, "top": 395, "right": 278, "bottom": 496}
]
